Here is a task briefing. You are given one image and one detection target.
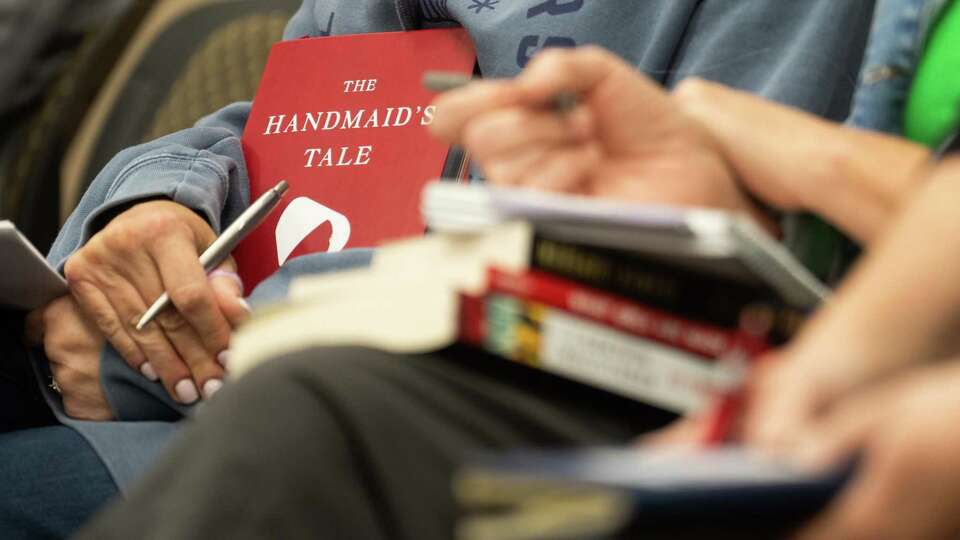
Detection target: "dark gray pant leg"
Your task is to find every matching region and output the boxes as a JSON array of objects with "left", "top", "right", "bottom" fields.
[{"left": 77, "top": 345, "right": 675, "bottom": 540}]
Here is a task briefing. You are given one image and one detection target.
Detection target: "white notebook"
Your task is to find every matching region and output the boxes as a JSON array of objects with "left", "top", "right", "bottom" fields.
[
  {"left": 422, "top": 182, "right": 829, "bottom": 308},
  {"left": 0, "top": 221, "right": 67, "bottom": 310}
]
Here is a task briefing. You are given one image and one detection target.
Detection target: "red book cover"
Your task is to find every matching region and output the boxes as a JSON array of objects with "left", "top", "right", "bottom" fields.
[
  {"left": 457, "top": 292, "right": 486, "bottom": 346},
  {"left": 485, "top": 267, "right": 757, "bottom": 359},
  {"left": 235, "top": 29, "right": 476, "bottom": 292}
]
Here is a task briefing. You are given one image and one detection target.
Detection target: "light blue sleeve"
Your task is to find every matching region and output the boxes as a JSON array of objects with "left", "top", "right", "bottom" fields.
[{"left": 47, "top": 103, "right": 252, "bottom": 272}]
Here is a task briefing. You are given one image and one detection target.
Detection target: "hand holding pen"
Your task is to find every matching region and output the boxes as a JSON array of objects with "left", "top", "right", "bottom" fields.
[
  {"left": 64, "top": 182, "right": 287, "bottom": 404},
  {"left": 424, "top": 47, "right": 768, "bottom": 226},
  {"left": 137, "top": 181, "right": 288, "bottom": 330}
]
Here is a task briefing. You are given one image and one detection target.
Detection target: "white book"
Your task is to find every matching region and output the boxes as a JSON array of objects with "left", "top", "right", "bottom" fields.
[{"left": 422, "top": 182, "right": 829, "bottom": 308}]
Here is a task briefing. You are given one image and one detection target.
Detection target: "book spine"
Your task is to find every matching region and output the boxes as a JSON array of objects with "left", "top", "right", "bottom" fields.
[
  {"left": 486, "top": 267, "right": 758, "bottom": 359},
  {"left": 459, "top": 292, "right": 486, "bottom": 346},
  {"left": 530, "top": 236, "right": 805, "bottom": 342},
  {"left": 462, "top": 292, "right": 719, "bottom": 414}
]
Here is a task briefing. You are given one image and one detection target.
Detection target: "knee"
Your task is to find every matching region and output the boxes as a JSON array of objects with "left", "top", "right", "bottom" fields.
[{"left": 212, "top": 346, "right": 387, "bottom": 418}]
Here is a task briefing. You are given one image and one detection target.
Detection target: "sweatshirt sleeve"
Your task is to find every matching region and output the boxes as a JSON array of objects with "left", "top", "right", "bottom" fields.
[
  {"left": 665, "top": 0, "right": 876, "bottom": 121},
  {"left": 46, "top": 103, "right": 251, "bottom": 271}
]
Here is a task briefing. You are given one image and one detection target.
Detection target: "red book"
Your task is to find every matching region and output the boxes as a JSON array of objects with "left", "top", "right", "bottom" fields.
[
  {"left": 485, "top": 267, "right": 766, "bottom": 359},
  {"left": 235, "top": 29, "right": 476, "bottom": 292}
]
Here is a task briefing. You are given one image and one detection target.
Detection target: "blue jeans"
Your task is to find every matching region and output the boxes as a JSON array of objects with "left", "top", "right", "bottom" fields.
[{"left": 0, "top": 426, "right": 118, "bottom": 539}]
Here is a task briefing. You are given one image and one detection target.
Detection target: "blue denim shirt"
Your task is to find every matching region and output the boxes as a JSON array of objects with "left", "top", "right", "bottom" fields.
[
  {"left": 781, "top": 0, "right": 949, "bottom": 283},
  {"left": 39, "top": 0, "right": 878, "bottom": 491},
  {"left": 848, "top": 0, "right": 951, "bottom": 133}
]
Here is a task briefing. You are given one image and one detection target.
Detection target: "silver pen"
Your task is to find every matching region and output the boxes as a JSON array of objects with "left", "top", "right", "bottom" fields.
[{"left": 135, "top": 180, "right": 289, "bottom": 331}]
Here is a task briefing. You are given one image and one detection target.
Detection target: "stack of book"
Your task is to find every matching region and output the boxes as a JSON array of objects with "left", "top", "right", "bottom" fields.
[{"left": 230, "top": 182, "right": 827, "bottom": 415}]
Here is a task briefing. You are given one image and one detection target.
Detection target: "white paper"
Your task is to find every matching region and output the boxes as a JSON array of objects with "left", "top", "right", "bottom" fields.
[{"left": 0, "top": 221, "right": 67, "bottom": 310}]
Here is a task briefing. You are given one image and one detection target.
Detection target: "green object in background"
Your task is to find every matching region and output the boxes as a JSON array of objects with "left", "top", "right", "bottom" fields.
[
  {"left": 904, "top": 0, "right": 960, "bottom": 147},
  {"left": 794, "top": 0, "right": 960, "bottom": 285},
  {"left": 783, "top": 213, "right": 850, "bottom": 285}
]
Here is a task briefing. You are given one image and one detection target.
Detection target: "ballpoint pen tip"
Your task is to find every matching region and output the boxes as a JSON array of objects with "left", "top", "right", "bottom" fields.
[{"left": 275, "top": 180, "right": 289, "bottom": 194}]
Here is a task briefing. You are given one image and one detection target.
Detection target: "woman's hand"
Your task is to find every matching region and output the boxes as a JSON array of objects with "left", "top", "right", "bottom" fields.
[
  {"left": 746, "top": 159, "right": 960, "bottom": 450},
  {"left": 64, "top": 200, "right": 250, "bottom": 404},
  {"left": 27, "top": 267, "right": 249, "bottom": 418}
]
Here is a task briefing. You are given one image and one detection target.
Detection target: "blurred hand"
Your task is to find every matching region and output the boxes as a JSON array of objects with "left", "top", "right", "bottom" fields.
[
  {"left": 635, "top": 415, "right": 711, "bottom": 449},
  {"left": 64, "top": 200, "right": 250, "bottom": 404},
  {"left": 786, "top": 362, "right": 960, "bottom": 540},
  {"left": 430, "top": 46, "right": 776, "bottom": 229},
  {"left": 745, "top": 159, "right": 960, "bottom": 451}
]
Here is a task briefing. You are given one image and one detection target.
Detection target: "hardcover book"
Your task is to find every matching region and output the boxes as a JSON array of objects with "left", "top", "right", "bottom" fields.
[
  {"left": 456, "top": 447, "right": 853, "bottom": 540},
  {"left": 234, "top": 29, "right": 476, "bottom": 291},
  {"left": 459, "top": 291, "right": 721, "bottom": 413}
]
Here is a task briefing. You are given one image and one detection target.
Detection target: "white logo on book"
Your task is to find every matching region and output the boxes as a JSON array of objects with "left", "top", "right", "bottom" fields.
[{"left": 275, "top": 197, "right": 351, "bottom": 266}]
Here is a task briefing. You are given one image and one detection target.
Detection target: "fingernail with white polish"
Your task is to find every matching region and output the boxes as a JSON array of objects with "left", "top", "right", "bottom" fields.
[
  {"left": 140, "top": 362, "right": 159, "bottom": 381},
  {"left": 217, "top": 350, "right": 229, "bottom": 369},
  {"left": 175, "top": 379, "right": 199, "bottom": 404},
  {"left": 238, "top": 298, "right": 252, "bottom": 313},
  {"left": 203, "top": 379, "right": 223, "bottom": 399}
]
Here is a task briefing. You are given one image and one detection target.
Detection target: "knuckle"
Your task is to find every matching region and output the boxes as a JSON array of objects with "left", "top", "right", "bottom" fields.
[
  {"left": 152, "top": 353, "right": 185, "bottom": 376},
  {"left": 208, "top": 328, "right": 231, "bottom": 353},
  {"left": 169, "top": 281, "right": 213, "bottom": 318},
  {"left": 102, "top": 226, "right": 142, "bottom": 254},
  {"left": 138, "top": 209, "right": 192, "bottom": 242},
  {"left": 462, "top": 121, "right": 492, "bottom": 155},
  {"left": 90, "top": 309, "right": 122, "bottom": 339},
  {"left": 63, "top": 254, "right": 92, "bottom": 285},
  {"left": 673, "top": 78, "right": 719, "bottom": 108}
]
